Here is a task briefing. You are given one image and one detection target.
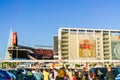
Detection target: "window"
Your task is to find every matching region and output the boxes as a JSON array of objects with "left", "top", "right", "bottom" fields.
[
  {"left": 97, "top": 49, "right": 100, "bottom": 51},
  {"left": 97, "top": 42, "right": 100, "bottom": 44},
  {"left": 97, "top": 38, "right": 100, "bottom": 40},
  {"left": 98, "top": 53, "right": 100, "bottom": 56},
  {"left": 97, "top": 45, "right": 100, "bottom": 47}
]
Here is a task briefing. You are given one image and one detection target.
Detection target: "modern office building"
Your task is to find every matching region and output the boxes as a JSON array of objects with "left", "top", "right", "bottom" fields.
[{"left": 58, "top": 28, "right": 120, "bottom": 60}]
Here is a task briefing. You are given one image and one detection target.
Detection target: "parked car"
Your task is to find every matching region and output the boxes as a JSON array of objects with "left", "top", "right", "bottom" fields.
[
  {"left": 9, "top": 72, "right": 16, "bottom": 80},
  {"left": 112, "top": 67, "right": 120, "bottom": 80},
  {"left": 0, "top": 69, "right": 16, "bottom": 80},
  {"left": 17, "top": 68, "right": 27, "bottom": 74},
  {"left": 111, "top": 67, "right": 120, "bottom": 77},
  {"left": 6, "top": 69, "right": 18, "bottom": 77},
  {"left": 17, "top": 68, "right": 28, "bottom": 80},
  {"left": 115, "top": 74, "right": 120, "bottom": 80}
]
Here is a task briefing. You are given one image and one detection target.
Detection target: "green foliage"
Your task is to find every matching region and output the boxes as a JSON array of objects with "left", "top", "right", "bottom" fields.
[
  {"left": 65, "top": 64, "right": 70, "bottom": 69},
  {"left": 75, "top": 64, "right": 80, "bottom": 67},
  {"left": 104, "top": 64, "right": 107, "bottom": 68},
  {"left": 111, "top": 63, "right": 114, "bottom": 67},
  {"left": 92, "top": 63, "right": 96, "bottom": 67}
]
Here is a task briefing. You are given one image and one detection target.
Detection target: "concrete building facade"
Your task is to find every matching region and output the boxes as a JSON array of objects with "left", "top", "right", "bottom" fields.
[{"left": 58, "top": 28, "right": 120, "bottom": 60}]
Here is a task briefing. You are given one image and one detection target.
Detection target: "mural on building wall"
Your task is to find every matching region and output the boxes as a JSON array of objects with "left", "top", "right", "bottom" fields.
[
  {"left": 79, "top": 39, "right": 95, "bottom": 57},
  {"left": 111, "top": 34, "right": 120, "bottom": 60}
]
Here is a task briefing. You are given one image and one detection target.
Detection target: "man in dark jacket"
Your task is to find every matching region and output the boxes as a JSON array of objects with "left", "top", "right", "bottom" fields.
[
  {"left": 81, "top": 67, "right": 88, "bottom": 80},
  {"left": 16, "top": 71, "right": 24, "bottom": 80}
]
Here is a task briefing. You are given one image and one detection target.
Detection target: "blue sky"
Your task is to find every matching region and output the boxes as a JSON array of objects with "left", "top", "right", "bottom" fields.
[{"left": 1, "top": 0, "right": 120, "bottom": 59}]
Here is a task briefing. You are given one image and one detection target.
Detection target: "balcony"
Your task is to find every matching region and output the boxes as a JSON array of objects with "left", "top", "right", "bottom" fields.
[
  {"left": 61, "top": 43, "right": 68, "bottom": 45},
  {"left": 62, "top": 56, "right": 69, "bottom": 59},
  {"left": 61, "top": 47, "right": 68, "bottom": 50},
  {"left": 62, "top": 53, "right": 68, "bottom": 56},
  {"left": 61, "top": 36, "right": 68, "bottom": 39},
  {"left": 103, "top": 40, "right": 109, "bottom": 42},
  {"left": 103, "top": 49, "right": 109, "bottom": 52},
  {"left": 103, "top": 52, "right": 109, "bottom": 55},
  {"left": 103, "top": 41, "right": 109, "bottom": 44},
  {"left": 103, "top": 46, "right": 109, "bottom": 48},
  {"left": 62, "top": 51, "right": 68, "bottom": 53},
  {"left": 61, "top": 34, "right": 68, "bottom": 37},
  {"left": 61, "top": 49, "right": 68, "bottom": 52},
  {"left": 104, "top": 57, "right": 110, "bottom": 60},
  {"left": 62, "top": 31, "right": 68, "bottom": 34},
  {"left": 103, "top": 38, "right": 109, "bottom": 40},
  {"left": 61, "top": 44, "right": 68, "bottom": 47},
  {"left": 61, "top": 39, "right": 68, "bottom": 42},
  {"left": 104, "top": 55, "right": 110, "bottom": 58},
  {"left": 103, "top": 36, "right": 109, "bottom": 39},
  {"left": 103, "top": 47, "right": 109, "bottom": 50},
  {"left": 103, "top": 44, "right": 109, "bottom": 46}
]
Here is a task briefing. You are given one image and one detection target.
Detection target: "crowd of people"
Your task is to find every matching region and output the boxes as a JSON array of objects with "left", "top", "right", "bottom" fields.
[{"left": 15, "top": 65, "right": 115, "bottom": 80}]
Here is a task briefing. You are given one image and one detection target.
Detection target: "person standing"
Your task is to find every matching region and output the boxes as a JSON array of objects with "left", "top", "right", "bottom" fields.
[
  {"left": 55, "top": 67, "right": 66, "bottom": 80},
  {"left": 43, "top": 69, "right": 50, "bottom": 80},
  {"left": 97, "top": 69, "right": 103, "bottom": 80},
  {"left": 106, "top": 65, "right": 115, "bottom": 80},
  {"left": 16, "top": 71, "right": 24, "bottom": 80},
  {"left": 67, "top": 69, "right": 73, "bottom": 80},
  {"left": 81, "top": 67, "right": 88, "bottom": 80}
]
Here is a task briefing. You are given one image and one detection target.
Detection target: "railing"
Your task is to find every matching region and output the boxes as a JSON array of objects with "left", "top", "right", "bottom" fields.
[{"left": 0, "top": 60, "right": 120, "bottom": 63}]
